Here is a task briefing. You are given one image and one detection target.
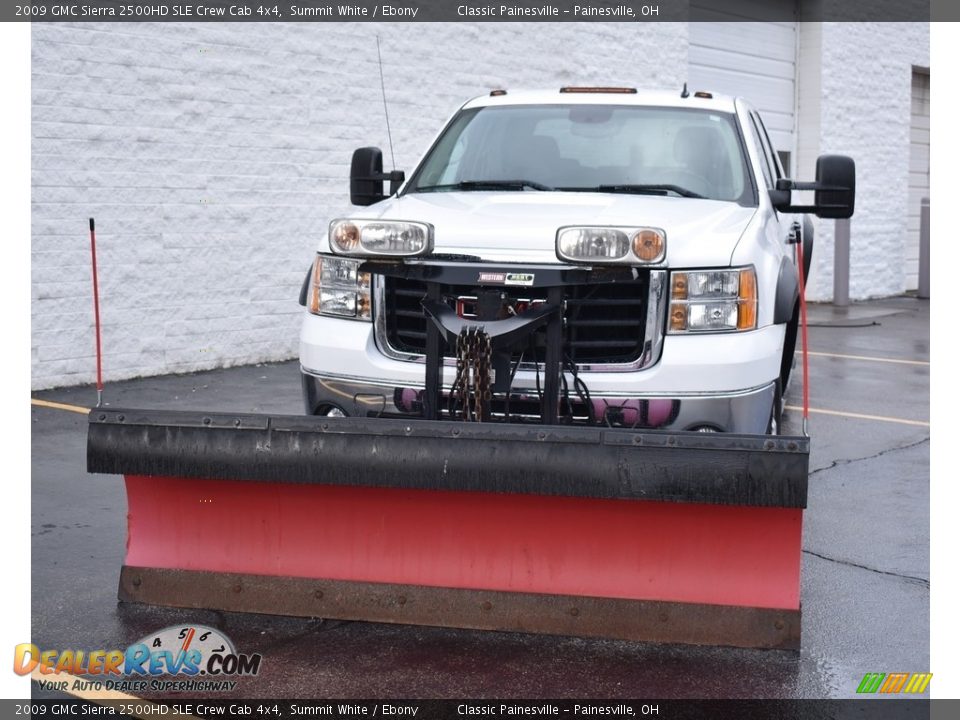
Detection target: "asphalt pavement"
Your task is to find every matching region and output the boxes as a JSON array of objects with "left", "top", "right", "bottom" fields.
[{"left": 30, "top": 297, "right": 929, "bottom": 699}]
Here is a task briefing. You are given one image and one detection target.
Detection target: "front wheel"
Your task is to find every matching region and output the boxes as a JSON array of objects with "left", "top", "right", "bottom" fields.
[
  {"left": 780, "top": 303, "right": 799, "bottom": 394},
  {"left": 767, "top": 380, "right": 783, "bottom": 435}
]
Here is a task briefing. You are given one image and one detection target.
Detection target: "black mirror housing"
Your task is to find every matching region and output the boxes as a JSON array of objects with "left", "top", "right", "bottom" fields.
[
  {"left": 814, "top": 155, "right": 856, "bottom": 219},
  {"left": 351, "top": 147, "right": 386, "bottom": 206},
  {"left": 770, "top": 154, "right": 856, "bottom": 220},
  {"left": 350, "top": 147, "right": 406, "bottom": 206}
]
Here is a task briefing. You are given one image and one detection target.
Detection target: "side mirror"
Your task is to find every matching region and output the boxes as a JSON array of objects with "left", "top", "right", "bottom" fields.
[
  {"left": 770, "top": 154, "right": 855, "bottom": 219},
  {"left": 814, "top": 155, "right": 856, "bottom": 219},
  {"left": 350, "top": 147, "right": 405, "bottom": 206}
]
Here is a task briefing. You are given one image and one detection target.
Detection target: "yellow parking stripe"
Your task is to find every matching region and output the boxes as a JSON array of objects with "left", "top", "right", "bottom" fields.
[
  {"left": 34, "top": 395, "right": 929, "bottom": 428},
  {"left": 802, "top": 350, "right": 929, "bottom": 367},
  {"left": 31, "top": 398, "right": 90, "bottom": 415},
  {"left": 785, "top": 405, "right": 929, "bottom": 427},
  {"left": 30, "top": 402, "right": 197, "bottom": 714}
]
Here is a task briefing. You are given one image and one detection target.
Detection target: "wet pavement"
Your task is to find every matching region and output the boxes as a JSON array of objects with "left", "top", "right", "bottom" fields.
[{"left": 30, "top": 297, "right": 929, "bottom": 699}]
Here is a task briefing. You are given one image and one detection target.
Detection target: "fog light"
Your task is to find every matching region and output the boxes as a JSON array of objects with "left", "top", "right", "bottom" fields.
[
  {"left": 557, "top": 228, "right": 630, "bottom": 262},
  {"left": 329, "top": 219, "right": 433, "bottom": 257},
  {"left": 556, "top": 225, "right": 666, "bottom": 265}
]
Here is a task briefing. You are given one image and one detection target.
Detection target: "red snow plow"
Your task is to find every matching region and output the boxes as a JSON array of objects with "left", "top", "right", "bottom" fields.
[
  {"left": 87, "top": 286, "right": 808, "bottom": 649},
  {"left": 80, "top": 85, "right": 861, "bottom": 652}
]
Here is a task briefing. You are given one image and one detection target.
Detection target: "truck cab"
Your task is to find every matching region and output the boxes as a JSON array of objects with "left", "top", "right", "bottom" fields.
[{"left": 299, "top": 87, "right": 854, "bottom": 434}]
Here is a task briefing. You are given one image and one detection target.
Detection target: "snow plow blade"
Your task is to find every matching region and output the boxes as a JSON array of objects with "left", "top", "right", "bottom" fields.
[{"left": 88, "top": 408, "right": 808, "bottom": 650}]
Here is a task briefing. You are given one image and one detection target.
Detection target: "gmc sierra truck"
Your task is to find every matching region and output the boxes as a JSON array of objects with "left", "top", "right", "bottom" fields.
[{"left": 297, "top": 87, "right": 854, "bottom": 434}]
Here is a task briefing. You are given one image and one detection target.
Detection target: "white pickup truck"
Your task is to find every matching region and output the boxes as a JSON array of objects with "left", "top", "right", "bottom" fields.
[{"left": 298, "top": 87, "right": 854, "bottom": 434}]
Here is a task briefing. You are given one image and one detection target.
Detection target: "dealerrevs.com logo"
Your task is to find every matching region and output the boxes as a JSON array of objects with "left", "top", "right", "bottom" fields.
[{"left": 14, "top": 624, "right": 262, "bottom": 693}]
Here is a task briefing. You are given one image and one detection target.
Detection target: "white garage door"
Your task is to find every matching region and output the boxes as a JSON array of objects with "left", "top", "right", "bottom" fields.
[
  {"left": 906, "top": 70, "right": 930, "bottom": 291},
  {"left": 689, "top": 2, "right": 797, "bottom": 172}
]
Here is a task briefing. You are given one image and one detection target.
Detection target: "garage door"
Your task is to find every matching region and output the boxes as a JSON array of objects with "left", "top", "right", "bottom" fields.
[
  {"left": 906, "top": 70, "right": 930, "bottom": 291},
  {"left": 689, "top": 2, "right": 797, "bottom": 172}
]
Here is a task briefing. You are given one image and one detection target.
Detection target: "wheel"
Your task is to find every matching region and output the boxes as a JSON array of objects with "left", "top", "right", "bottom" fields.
[
  {"left": 767, "top": 379, "right": 783, "bottom": 436},
  {"left": 802, "top": 215, "right": 815, "bottom": 280},
  {"left": 779, "top": 303, "right": 799, "bottom": 394}
]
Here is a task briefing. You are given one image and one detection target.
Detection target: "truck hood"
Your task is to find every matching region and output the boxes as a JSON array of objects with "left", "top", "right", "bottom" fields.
[{"left": 346, "top": 192, "right": 756, "bottom": 267}]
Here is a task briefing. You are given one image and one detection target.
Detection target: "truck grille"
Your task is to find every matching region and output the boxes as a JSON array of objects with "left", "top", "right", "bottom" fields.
[{"left": 380, "top": 275, "right": 650, "bottom": 365}]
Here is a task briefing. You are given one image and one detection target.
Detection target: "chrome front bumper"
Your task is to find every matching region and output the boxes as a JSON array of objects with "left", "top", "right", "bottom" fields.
[{"left": 301, "top": 370, "right": 776, "bottom": 435}]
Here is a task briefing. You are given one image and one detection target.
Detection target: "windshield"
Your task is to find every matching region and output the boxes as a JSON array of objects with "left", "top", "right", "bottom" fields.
[{"left": 406, "top": 104, "right": 754, "bottom": 204}]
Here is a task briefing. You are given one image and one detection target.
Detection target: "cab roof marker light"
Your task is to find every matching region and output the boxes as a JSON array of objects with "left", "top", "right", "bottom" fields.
[
  {"left": 560, "top": 87, "right": 637, "bottom": 94},
  {"left": 489, "top": 89, "right": 507, "bottom": 96},
  {"left": 694, "top": 91, "right": 714, "bottom": 99}
]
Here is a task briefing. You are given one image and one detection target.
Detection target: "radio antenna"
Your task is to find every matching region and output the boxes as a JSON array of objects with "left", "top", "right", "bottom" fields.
[{"left": 376, "top": 35, "right": 397, "bottom": 170}]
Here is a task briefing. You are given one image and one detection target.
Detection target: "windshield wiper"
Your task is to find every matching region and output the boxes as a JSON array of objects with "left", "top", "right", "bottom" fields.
[
  {"left": 564, "top": 184, "right": 705, "bottom": 199},
  {"left": 414, "top": 180, "right": 555, "bottom": 192}
]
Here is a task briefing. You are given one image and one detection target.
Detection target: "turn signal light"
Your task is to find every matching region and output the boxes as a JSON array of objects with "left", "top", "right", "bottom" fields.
[
  {"left": 632, "top": 229, "right": 664, "bottom": 262},
  {"left": 737, "top": 266, "right": 758, "bottom": 330}
]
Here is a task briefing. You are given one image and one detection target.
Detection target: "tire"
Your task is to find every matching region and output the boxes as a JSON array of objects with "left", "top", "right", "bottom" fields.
[
  {"left": 802, "top": 215, "right": 815, "bottom": 280},
  {"left": 767, "top": 379, "right": 783, "bottom": 436},
  {"left": 779, "top": 303, "right": 800, "bottom": 394}
]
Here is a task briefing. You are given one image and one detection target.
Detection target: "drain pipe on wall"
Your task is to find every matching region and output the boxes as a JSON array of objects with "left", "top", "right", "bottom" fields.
[
  {"left": 918, "top": 197, "right": 930, "bottom": 299},
  {"left": 833, "top": 217, "right": 851, "bottom": 307}
]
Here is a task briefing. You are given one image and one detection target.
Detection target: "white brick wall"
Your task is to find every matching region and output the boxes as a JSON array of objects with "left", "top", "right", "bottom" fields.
[
  {"left": 31, "top": 22, "right": 688, "bottom": 389},
  {"left": 802, "top": 22, "right": 929, "bottom": 300},
  {"left": 32, "top": 21, "right": 928, "bottom": 387}
]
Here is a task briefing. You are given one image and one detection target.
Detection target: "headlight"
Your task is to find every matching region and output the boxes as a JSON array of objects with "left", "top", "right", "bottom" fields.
[
  {"left": 668, "top": 267, "right": 757, "bottom": 333},
  {"left": 329, "top": 219, "right": 433, "bottom": 257},
  {"left": 308, "top": 255, "right": 371, "bottom": 321},
  {"left": 556, "top": 226, "right": 665, "bottom": 264}
]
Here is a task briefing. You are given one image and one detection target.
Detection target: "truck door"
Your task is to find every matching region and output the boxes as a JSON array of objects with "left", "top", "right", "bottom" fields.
[{"left": 749, "top": 110, "right": 806, "bottom": 272}]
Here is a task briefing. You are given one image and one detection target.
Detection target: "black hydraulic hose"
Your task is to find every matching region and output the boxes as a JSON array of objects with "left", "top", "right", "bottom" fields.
[
  {"left": 529, "top": 335, "right": 543, "bottom": 403},
  {"left": 559, "top": 373, "right": 573, "bottom": 424},
  {"left": 564, "top": 353, "right": 595, "bottom": 425},
  {"left": 504, "top": 347, "right": 526, "bottom": 422}
]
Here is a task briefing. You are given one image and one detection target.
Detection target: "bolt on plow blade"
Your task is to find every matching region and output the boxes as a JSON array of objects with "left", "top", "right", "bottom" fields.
[{"left": 88, "top": 409, "right": 808, "bottom": 650}]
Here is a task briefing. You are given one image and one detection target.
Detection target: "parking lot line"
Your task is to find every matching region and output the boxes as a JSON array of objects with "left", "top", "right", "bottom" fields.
[
  {"left": 29, "top": 398, "right": 197, "bottom": 715},
  {"left": 31, "top": 398, "right": 90, "bottom": 415},
  {"left": 786, "top": 405, "right": 930, "bottom": 427},
  {"left": 32, "top": 396, "right": 929, "bottom": 428},
  {"left": 802, "top": 350, "right": 929, "bottom": 367}
]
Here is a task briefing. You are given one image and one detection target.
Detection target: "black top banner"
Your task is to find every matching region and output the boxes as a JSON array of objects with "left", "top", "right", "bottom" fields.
[{"left": 4, "top": 0, "right": 940, "bottom": 23}]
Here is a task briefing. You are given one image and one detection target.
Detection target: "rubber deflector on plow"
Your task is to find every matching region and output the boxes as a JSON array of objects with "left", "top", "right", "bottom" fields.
[{"left": 88, "top": 408, "right": 808, "bottom": 650}]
